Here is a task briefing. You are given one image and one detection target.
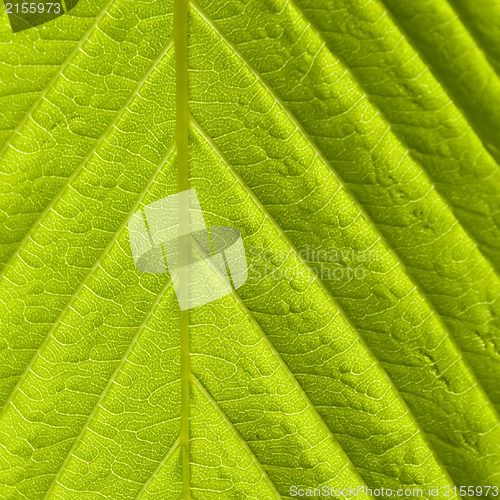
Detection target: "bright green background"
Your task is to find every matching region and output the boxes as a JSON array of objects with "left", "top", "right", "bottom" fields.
[{"left": 0, "top": 0, "right": 499, "bottom": 498}]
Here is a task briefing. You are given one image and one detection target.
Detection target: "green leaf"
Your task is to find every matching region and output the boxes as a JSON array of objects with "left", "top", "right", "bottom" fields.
[{"left": 0, "top": 0, "right": 499, "bottom": 498}]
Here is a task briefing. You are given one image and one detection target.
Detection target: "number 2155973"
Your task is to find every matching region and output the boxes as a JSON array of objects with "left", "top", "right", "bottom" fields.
[{"left": 5, "top": 3, "right": 62, "bottom": 14}]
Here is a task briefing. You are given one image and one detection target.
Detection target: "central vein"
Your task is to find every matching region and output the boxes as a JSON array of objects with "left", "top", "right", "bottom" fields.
[{"left": 173, "top": 0, "right": 191, "bottom": 497}]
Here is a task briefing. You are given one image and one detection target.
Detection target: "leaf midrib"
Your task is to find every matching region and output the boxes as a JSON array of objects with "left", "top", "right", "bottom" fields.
[{"left": 173, "top": 0, "right": 192, "bottom": 497}]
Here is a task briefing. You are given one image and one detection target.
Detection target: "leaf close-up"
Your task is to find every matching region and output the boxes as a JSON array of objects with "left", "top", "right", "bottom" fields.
[{"left": 0, "top": 0, "right": 500, "bottom": 498}]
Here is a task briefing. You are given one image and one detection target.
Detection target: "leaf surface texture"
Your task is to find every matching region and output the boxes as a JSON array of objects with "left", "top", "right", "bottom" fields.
[{"left": 0, "top": 0, "right": 499, "bottom": 498}]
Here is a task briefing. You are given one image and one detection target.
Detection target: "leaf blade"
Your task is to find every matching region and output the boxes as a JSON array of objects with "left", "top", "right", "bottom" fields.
[{"left": 1, "top": 0, "right": 499, "bottom": 497}]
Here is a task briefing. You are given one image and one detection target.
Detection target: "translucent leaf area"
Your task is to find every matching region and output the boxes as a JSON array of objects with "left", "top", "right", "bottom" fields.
[{"left": 0, "top": 0, "right": 499, "bottom": 498}]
